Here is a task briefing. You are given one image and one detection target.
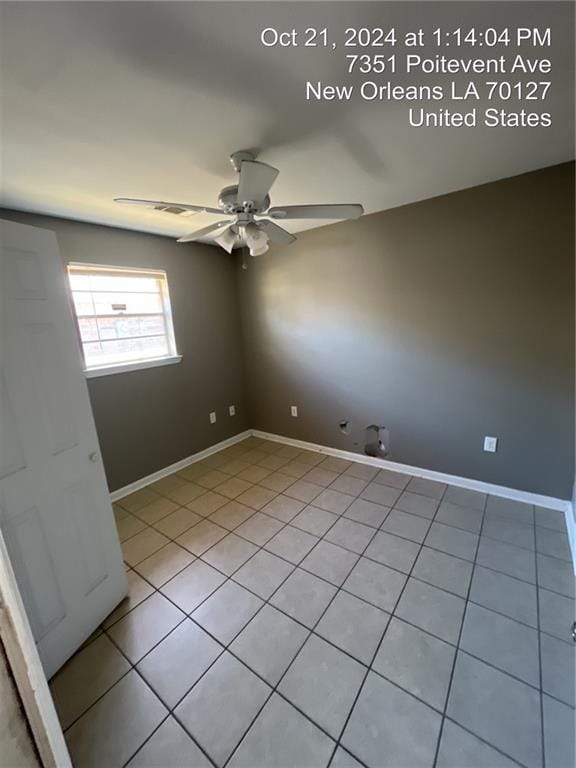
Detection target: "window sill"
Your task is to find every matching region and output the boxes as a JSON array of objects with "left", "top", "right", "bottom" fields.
[{"left": 85, "top": 355, "right": 182, "bottom": 379}]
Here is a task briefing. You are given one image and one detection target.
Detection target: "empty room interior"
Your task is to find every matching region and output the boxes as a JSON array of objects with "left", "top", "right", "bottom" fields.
[{"left": 0, "top": 2, "right": 575, "bottom": 768}]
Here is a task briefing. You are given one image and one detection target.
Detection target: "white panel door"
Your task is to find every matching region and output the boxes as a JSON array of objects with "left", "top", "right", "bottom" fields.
[{"left": 0, "top": 219, "right": 127, "bottom": 679}]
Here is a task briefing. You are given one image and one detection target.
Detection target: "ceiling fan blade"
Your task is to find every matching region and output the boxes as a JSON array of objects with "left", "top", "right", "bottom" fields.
[
  {"left": 268, "top": 204, "right": 364, "bottom": 220},
  {"left": 237, "top": 161, "right": 279, "bottom": 204},
  {"left": 257, "top": 220, "right": 296, "bottom": 246},
  {"left": 213, "top": 226, "right": 238, "bottom": 254},
  {"left": 114, "top": 198, "right": 222, "bottom": 215},
  {"left": 177, "top": 221, "right": 231, "bottom": 243}
]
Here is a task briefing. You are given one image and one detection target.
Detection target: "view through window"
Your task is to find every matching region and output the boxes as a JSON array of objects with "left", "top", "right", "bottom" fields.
[{"left": 67, "top": 264, "right": 178, "bottom": 372}]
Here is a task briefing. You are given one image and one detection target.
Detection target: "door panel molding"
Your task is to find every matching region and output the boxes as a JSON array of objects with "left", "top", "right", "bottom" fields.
[
  {"left": 62, "top": 479, "right": 108, "bottom": 596},
  {"left": 0, "top": 374, "right": 27, "bottom": 479},
  {"left": 2, "top": 506, "right": 66, "bottom": 640},
  {"left": 25, "top": 322, "right": 79, "bottom": 456},
  {"left": 5, "top": 246, "right": 47, "bottom": 300}
]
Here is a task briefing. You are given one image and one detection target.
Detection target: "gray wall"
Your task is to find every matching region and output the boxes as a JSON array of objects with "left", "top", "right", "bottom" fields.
[
  {"left": 0, "top": 209, "right": 248, "bottom": 491},
  {"left": 238, "top": 163, "right": 575, "bottom": 499},
  {"left": 3, "top": 163, "right": 573, "bottom": 498}
]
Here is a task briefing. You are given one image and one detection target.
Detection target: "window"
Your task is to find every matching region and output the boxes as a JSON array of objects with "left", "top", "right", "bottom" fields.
[{"left": 67, "top": 263, "right": 181, "bottom": 377}]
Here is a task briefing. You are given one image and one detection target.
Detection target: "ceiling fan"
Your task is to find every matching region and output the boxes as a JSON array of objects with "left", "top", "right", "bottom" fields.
[{"left": 115, "top": 150, "right": 364, "bottom": 257}]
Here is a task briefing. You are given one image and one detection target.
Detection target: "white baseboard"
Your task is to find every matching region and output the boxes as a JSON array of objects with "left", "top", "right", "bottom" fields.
[
  {"left": 253, "top": 430, "right": 576, "bottom": 571},
  {"left": 564, "top": 505, "right": 576, "bottom": 574},
  {"left": 252, "top": 430, "right": 572, "bottom": 514},
  {"left": 110, "top": 430, "right": 252, "bottom": 502},
  {"left": 108, "top": 426, "right": 575, "bottom": 571}
]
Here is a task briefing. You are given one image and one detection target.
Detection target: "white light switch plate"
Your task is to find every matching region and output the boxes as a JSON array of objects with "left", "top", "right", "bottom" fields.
[
  {"left": 483, "top": 436, "right": 498, "bottom": 452},
  {"left": 209, "top": 411, "right": 217, "bottom": 424},
  {"left": 290, "top": 405, "right": 298, "bottom": 418}
]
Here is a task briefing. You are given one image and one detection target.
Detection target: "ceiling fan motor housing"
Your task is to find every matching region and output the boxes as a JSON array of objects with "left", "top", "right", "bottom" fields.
[
  {"left": 218, "top": 185, "right": 270, "bottom": 215},
  {"left": 115, "top": 151, "right": 363, "bottom": 251}
]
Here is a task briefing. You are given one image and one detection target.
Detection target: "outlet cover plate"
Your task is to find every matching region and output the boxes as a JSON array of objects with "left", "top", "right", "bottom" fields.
[
  {"left": 209, "top": 411, "right": 217, "bottom": 424},
  {"left": 483, "top": 436, "right": 498, "bottom": 453}
]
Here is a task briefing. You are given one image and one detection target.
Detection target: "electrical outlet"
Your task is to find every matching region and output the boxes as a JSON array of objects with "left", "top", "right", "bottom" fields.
[
  {"left": 229, "top": 405, "right": 236, "bottom": 416},
  {"left": 483, "top": 436, "right": 498, "bottom": 453},
  {"left": 209, "top": 411, "right": 217, "bottom": 424},
  {"left": 290, "top": 405, "right": 298, "bottom": 418}
]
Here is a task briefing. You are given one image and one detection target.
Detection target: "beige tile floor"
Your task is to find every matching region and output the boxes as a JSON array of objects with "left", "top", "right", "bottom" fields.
[{"left": 49, "top": 436, "right": 576, "bottom": 768}]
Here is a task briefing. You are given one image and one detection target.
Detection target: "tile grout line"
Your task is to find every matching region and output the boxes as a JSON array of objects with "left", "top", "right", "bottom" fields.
[
  {"left": 533, "top": 504, "right": 547, "bottom": 768},
  {"left": 431, "top": 484, "right": 489, "bottom": 768},
  {"left": 190, "top": 550, "right": 570, "bottom": 710},
  {"left": 102, "top": 626, "right": 222, "bottom": 768},
  {"left": 119, "top": 467, "right": 350, "bottom": 623},
  {"left": 107, "top": 627, "right": 218, "bottom": 768},
  {"left": 188, "top": 497, "right": 574, "bottom": 612},
  {"left": 69, "top": 578, "right": 483, "bottom": 756},
  {"left": 440, "top": 715, "right": 531, "bottom": 768},
  {"left": 90, "top": 467, "right": 574, "bottom": 720},
  {"left": 198, "top": 478, "right": 569, "bottom": 706},
  {"left": 139, "top": 443, "right": 573, "bottom": 762},
  {"left": 121, "top": 511, "right": 575, "bottom": 717},
  {"left": 203, "top": 471, "right": 383, "bottom": 767},
  {"left": 123, "top": 477, "right": 504, "bottom": 620},
  {"left": 113, "top": 525, "right": 303, "bottom": 768},
  {"left": 69, "top": 606, "right": 534, "bottom": 768},
  {"left": 58, "top": 446, "right": 288, "bottom": 746},
  {"left": 135, "top": 503, "right": 565, "bottom": 707},
  {"left": 220, "top": 472, "right": 385, "bottom": 768},
  {"left": 163, "top": 482, "right": 352, "bottom": 767},
  {"left": 116, "top": 465, "right": 339, "bottom": 767},
  {"left": 121, "top": 507, "right": 575, "bottom": 643},
  {"left": 124, "top": 473, "right": 574, "bottom": 589},
  {"left": 322, "top": 481, "right": 447, "bottom": 765},
  {"left": 89, "top": 454, "right": 572, "bottom": 719},
  {"left": 122, "top": 501, "right": 575, "bottom": 608},
  {"left": 61, "top": 440, "right": 572, "bottom": 768},
  {"left": 119, "top": 459, "right": 573, "bottom": 597}
]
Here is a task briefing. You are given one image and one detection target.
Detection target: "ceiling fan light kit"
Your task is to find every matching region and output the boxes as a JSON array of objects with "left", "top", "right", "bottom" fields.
[
  {"left": 244, "top": 222, "right": 270, "bottom": 256},
  {"left": 114, "top": 150, "right": 364, "bottom": 263}
]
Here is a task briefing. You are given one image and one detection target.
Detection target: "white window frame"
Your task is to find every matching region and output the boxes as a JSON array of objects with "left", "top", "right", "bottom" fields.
[{"left": 67, "top": 262, "right": 182, "bottom": 378}]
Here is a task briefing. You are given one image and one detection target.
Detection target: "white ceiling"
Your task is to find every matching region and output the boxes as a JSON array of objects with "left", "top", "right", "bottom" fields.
[{"left": 1, "top": 2, "right": 573, "bottom": 240}]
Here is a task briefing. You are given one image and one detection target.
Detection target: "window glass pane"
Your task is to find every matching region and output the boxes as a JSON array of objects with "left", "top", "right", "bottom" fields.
[
  {"left": 67, "top": 265, "right": 177, "bottom": 371},
  {"left": 73, "top": 291, "right": 163, "bottom": 316},
  {"left": 83, "top": 336, "right": 169, "bottom": 367},
  {"left": 86, "top": 275, "right": 160, "bottom": 293},
  {"left": 69, "top": 274, "right": 91, "bottom": 290},
  {"left": 72, "top": 292, "right": 95, "bottom": 316},
  {"left": 78, "top": 318, "right": 99, "bottom": 342},
  {"left": 96, "top": 315, "right": 165, "bottom": 340}
]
